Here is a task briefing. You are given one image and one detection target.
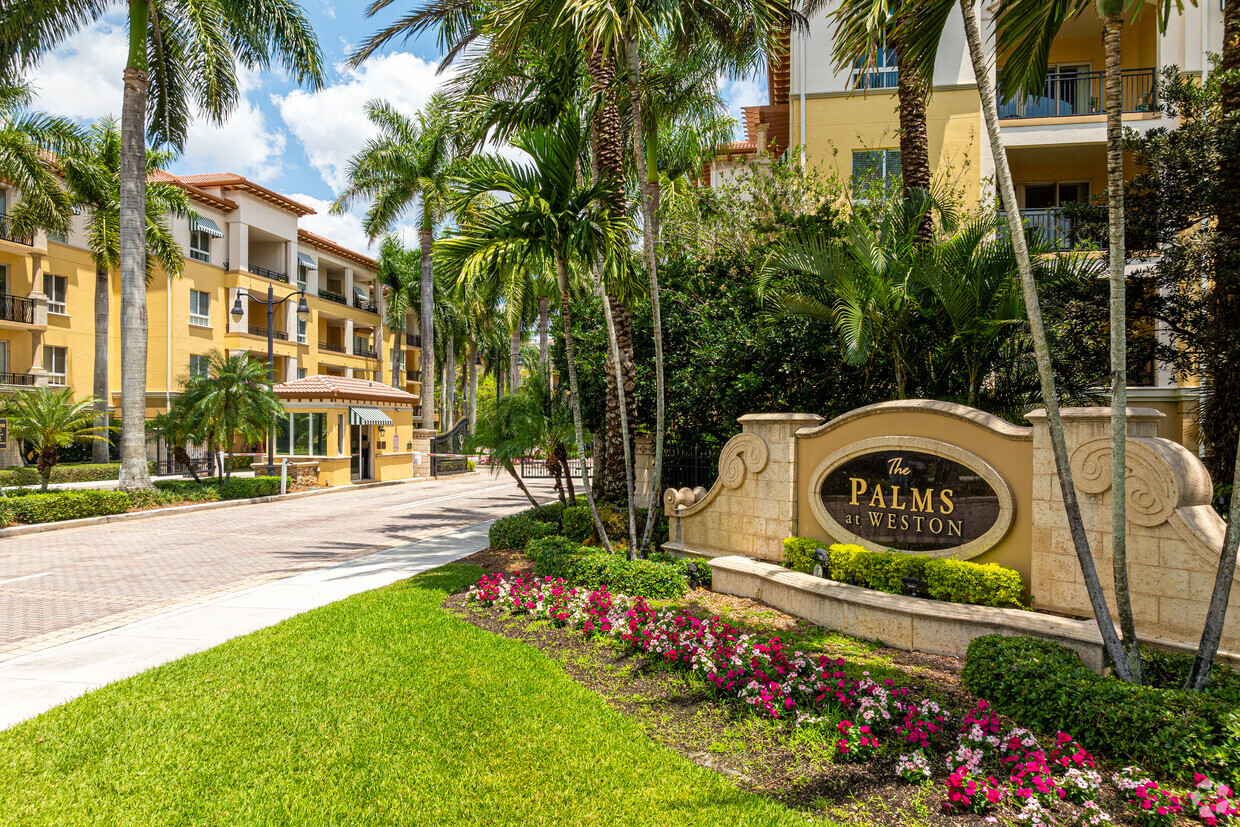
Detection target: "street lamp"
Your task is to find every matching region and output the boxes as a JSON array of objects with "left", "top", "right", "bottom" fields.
[{"left": 230, "top": 284, "right": 311, "bottom": 473}]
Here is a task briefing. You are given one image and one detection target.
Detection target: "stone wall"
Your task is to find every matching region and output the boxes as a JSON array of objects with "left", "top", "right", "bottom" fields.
[
  {"left": 410, "top": 429, "right": 435, "bottom": 478},
  {"left": 664, "top": 413, "right": 822, "bottom": 560},
  {"left": 1027, "top": 407, "right": 1239, "bottom": 661},
  {"left": 286, "top": 461, "right": 320, "bottom": 492}
]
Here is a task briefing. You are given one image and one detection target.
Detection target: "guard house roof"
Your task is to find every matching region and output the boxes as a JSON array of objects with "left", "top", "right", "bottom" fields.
[{"left": 273, "top": 375, "right": 420, "bottom": 409}]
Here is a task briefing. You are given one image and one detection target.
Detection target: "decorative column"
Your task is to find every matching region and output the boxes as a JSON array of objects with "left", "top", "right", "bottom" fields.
[{"left": 28, "top": 254, "right": 49, "bottom": 386}]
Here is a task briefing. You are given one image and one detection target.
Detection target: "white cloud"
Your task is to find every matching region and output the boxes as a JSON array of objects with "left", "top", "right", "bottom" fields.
[
  {"left": 177, "top": 68, "right": 288, "bottom": 183},
  {"left": 290, "top": 192, "right": 420, "bottom": 256},
  {"left": 273, "top": 52, "right": 452, "bottom": 192},
  {"left": 27, "top": 18, "right": 127, "bottom": 122},
  {"left": 717, "top": 72, "right": 767, "bottom": 139}
]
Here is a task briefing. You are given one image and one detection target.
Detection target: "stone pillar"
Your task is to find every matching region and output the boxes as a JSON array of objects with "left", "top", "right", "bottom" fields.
[
  {"left": 344, "top": 318, "right": 354, "bottom": 354},
  {"left": 634, "top": 433, "right": 654, "bottom": 504},
  {"left": 664, "top": 413, "right": 823, "bottom": 560},
  {"left": 344, "top": 267, "right": 354, "bottom": 305},
  {"left": 28, "top": 257, "right": 48, "bottom": 386},
  {"left": 229, "top": 222, "right": 248, "bottom": 272},
  {"left": 410, "top": 428, "right": 435, "bottom": 478},
  {"left": 285, "top": 240, "right": 297, "bottom": 284}
]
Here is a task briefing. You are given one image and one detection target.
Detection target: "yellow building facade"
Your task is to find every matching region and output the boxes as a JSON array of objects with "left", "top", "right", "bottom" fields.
[{"left": 0, "top": 172, "right": 433, "bottom": 460}]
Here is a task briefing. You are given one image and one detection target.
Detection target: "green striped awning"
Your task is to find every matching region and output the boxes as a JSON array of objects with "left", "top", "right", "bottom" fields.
[
  {"left": 349, "top": 406, "right": 392, "bottom": 426},
  {"left": 191, "top": 217, "right": 224, "bottom": 238},
  {"left": 296, "top": 252, "right": 318, "bottom": 270}
]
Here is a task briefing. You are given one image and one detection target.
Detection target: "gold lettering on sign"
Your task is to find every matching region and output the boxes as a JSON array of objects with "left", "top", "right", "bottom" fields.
[
  {"left": 850, "top": 478, "right": 867, "bottom": 505},
  {"left": 840, "top": 472, "right": 969, "bottom": 541},
  {"left": 940, "top": 490, "right": 955, "bottom": 514},
  {"left": 929, "top": 518, "right": 943, "bottom": 534},
  {"left": 887, "top": 457, "right": 912, "bottom": 476},
  {"left": 912, "top": 488, "right": 933, "bottom": 512},
  {"left": 869, "top": 487, "right": 886, "bottom": 508}
]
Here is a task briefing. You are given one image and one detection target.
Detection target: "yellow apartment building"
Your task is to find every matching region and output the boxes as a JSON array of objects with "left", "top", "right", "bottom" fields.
[
  {"left": 0, "top": 171, "right": 436, "bottom": 465},
  {"left": 716, "top": 0, "right": 1225, "bottom": 452}
]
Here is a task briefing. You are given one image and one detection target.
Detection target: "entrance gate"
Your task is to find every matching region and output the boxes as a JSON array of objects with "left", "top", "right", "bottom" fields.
[{"left": 432, "top": 419, "right": 470, "bottom": 476}]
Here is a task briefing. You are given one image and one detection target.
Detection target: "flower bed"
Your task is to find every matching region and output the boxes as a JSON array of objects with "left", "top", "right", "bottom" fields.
[{"left": 466, "top": 571, "right": 1239, "bottom": 825}]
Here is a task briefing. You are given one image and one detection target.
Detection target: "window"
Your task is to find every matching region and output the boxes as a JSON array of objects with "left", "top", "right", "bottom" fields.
[
  {"left": 43, "top": 273, "right": 67, "bottom": 315},
  {"left": 190, "top": 229, "right": 211, "bottom": 263},
  {"left": 851, "top": 149, "right": 902, "bottom": 196},
  {"left": 297, "top": 264, "right": 308, "bottom": 290},
  {"left": 292, "top": 413, "right": 311, "bottom": 455},
  {"left": 312, "top": 413, "right": 327, "bottom": 456},
  {"left": 354, "top": 335, "right": 371, "bottom": 355},
  {"left": 274, "top": 412, "right": 327, "bottom": 456},
  {"left": 297, "top": 316, "right": 307, "bottom": 345},
  {"left": 0, "top": 340, "right": 8, "bottom": 374},
  {"left": 274, "top": 415, "right": 290, "bottom": 455},
  {"left": 189, "top": 354, "right": 210, "bottom": 378},
  {"left": 189, "top": 289, "right": 210, "bottom": 327},
  {"left": 850, "top": 46, "right": 898, "bottom": 90},
  {"left": 43, "top": 346, "right": 66, "bottom": 385},
  {"left": 0, "top": 263, "right": 8, "bottom": 295},
  {"left": 297, "top": 367, "right": 307, "bottom": 380},
  {"left": 338, "top": 413, "right": 346, "bottom": 455}
]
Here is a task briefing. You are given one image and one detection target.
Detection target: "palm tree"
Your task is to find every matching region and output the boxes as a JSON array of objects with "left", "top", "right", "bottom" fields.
[
  {"left": 145, "top": 399, "right": 203, "bottom": 482},
  {"left": 436, "top": 113, "right": 627, "bottom": 551},
  {"left": 469, "top": 392, "right": 544, "bottom": 509},
  {"left": 182, "top": 350, "right": 283, "bottom": 482},
  {"left": 2, "top": 388, "right": 110, "bottom": 492},
  {"left": 332, "top": 95, "right": 461, "bottom": 433},
  {"left": 59, "top": 117, "right": 190, "bottom": 464},
  {"left": 0, "top": 80, "right": 80, "bottom": 240},
  {"left": 1, "top": 0, "right": 324, "bottom": 492},
  {"left": 509, "top": 361, "right": 576, "bottom": 503}
]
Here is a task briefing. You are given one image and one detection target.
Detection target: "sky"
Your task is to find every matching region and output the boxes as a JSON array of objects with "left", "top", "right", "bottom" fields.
[{"left": 22, "top": 3, "right": 766, "bottom": 255}]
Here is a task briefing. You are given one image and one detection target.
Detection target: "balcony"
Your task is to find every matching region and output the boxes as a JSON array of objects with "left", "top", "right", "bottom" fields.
[
  {"left": 998, "top": 206, "right": 1108, "bottom": 251},
  {"left": 249, "top": 264, "right": 289, "bottom": 284},
  {"left": 248, "top": 325, "right": 288, "bottom": 341},
  {"left": 405, "top": 333, "right": 422, "bottom": 348},
  {"left": 0, "top": 371, "right": 35, "bottom": 386},
  {"left": 320, "top": 342, "right": 347, "bottom": 354},
  {"left": 0, "top": 294, "right": 35, "bottom": 324},
  {"left": 318, "top": 287, "right": 347, "bottom": 305},
  {"left": 353, "top": 295, "right": 378, "bottom": 313},
  {"left": 355, "top": 345, "right": 378, "bottom": 360},
  {"left": 0, "top": 213, "right": 33, "bottom": 246},
  {"left": 999, "top": 68, "right": 1156, "bottom": 120},
  {"left": 406, "top": 369, "right": 422, "bottom": 382}
]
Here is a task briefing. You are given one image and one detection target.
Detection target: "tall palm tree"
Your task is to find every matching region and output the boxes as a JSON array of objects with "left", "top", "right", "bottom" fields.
[
  {"left": 0, "top": 80, "right": 80, "bottom": 240},
  {"left": 332, "top": 95, "right": 461, "bottom": 432},
  {"left": 1, "top": 0, "right": 324, "bottom": 491},
  {"left": 376, "top": 235, "right": 420, "bottom": 388},
  {"left": 59, "top": 117, "right": 190, "bottom": 464},
  {"left": 436, "top": 113, "right": 627, "bottom": 550},
  {"left": 182, "top": 349, "right": 283, "bottom": 482},
  {"left": 2, "top": 387, "right": 111, "bottom": 492}
]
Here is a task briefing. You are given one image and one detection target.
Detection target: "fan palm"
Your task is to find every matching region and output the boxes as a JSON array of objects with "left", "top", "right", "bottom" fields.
[
  {"left": 59, "top": 116, "right": 191, "bottom": 463},
  {"left": 2, "top": 387, "right": 111, "bottom": 492},
  {"left": 0, "top": 0, "right": 324, "bottom": 492},
  {"left": 332, "top": 95, "right": 462, "bottom": 432},
  {"left": 181, "top": 349, "right": 283, "bottom": 482},
  {"left": 436, "top": 113, "right": 627, "bottom": 551},
  {"left": 0, "top": 80, "right": 80, "bottom": 239}
]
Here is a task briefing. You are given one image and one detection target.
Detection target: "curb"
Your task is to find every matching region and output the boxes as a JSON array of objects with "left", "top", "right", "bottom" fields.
[{"left": 0, "top": 471, "right": 486, "bottom": 539}]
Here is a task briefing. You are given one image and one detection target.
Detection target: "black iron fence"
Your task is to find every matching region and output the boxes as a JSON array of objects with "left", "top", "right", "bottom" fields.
[
  {"left": 405, "top": 333, "right": 422, "bottom": 347},
  {"left": 0, "top": 293, "right": 35, "bottom": 324},
  {"left": 432, "top": 419, "right": 471, "bottom": 476},
  {"left": 518, "top": 456, "right": 589, "bottom": 478},
  {"left": 998, "top": 67, "right": 1156, "bottom": 119},
  {"left": 0, "top": 213, "right": 33, "bottom": 246},
  {"left": 248, "top": 325, "right": 288, "bottom": 341},
  {"left": 661, "top": 444, "right": 721, "bottom": 492},
  {"left": 0, "top": 372, "right": 35, "bottom": 386},
  {"left": 318, "top": 287, "right": 347, "bottom": 305}
]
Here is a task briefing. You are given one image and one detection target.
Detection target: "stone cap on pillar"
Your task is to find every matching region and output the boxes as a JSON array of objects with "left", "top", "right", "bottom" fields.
[
  {"left": 737, "top": 413, "right": 824, "bottom": 429},
  {"left": 1026, "top": 407, "right": 1165, "bottom": 424}
]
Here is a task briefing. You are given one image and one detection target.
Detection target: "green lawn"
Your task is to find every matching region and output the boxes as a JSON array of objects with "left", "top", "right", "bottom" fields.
[{"left": 0, "top": 564, "right": 825, "bottom": 826}]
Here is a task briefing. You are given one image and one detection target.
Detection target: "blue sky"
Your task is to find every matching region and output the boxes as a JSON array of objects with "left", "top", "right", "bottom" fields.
[{"left": 25, "top": 2, "right": 766, "bottom": 252}]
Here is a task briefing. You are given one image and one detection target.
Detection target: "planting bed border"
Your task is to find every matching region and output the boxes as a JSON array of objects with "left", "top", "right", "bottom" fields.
[{"left": 709, "top": 556, "right": 1109, "bottom": 671}]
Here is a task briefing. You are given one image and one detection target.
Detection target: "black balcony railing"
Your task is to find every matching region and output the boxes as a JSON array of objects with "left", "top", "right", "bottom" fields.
[
  {"left": 355, "top": 346, "right": 378, "bottom": 359},
  {"left": 320, "top": 341, "right": 347, "bottom": 354},
  {"left": 998, "top": 68, "right": 1156, "bottom": 119},
  {"left": 406, "top": 369, "right": 422, "bottom": 382},
  {"left": 353, "top": 295, "right": 378, "bottom": 313},
  {"left": 0, "top": 293, "right": 35, "bottom": 324},
  {"left": 318, "top": 287, "right": 347, "bottom": 305},
  {"left": 248, "top": 325, "right": 288, "bottom": 341},
  {"left": 998, "top": 206, "right": 1109, "bottom": 251},
  {"left": 249, "top": 264, "right": 289, "bottom": 283},
  {"left": 405, "top": 333, "right": 422, "bottom": 348},
  {"left": 0, "top": 213, "right": 33, "bottom": 246},
  {"left": 0, "top": 371, "right": 35, "bottom": 386}
]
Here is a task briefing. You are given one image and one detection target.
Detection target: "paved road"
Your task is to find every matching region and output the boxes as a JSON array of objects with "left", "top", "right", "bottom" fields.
[{"left": 0, "top": 474, "right": 557, "bottom": 661}]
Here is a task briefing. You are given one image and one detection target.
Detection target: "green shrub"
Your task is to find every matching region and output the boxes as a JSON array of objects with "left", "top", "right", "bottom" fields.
[
  {"left": 132, "top": 483, "right": 222, "bottom": 510},
  {"left": 526, "top": 535, "right": 589, "bottom": 580},
  {"left": 572, "top": 552, "right": 688, "bottom": 599},
  {"left": 227, "top": 455, "right": 255, "bottom": 471},
  {"left": 5, "top": 490, "right": 132, "bottom": 523},
  {"left": 781, "top": 538, "right": 1023, "bottom": 609},
  {"left": 1141, "top": 648, "right": 1240, "bottom": 706},
  {"left": 216, "top": 476, "right": 281, "bottom": 500},
  {"left": 963, "top": 635, "right": 1240, "bottom": 785},
  {"left": 525, "top": 502, "right": 568, "bottom": 525},
  {"left": 489, "top": 513, "right": 558, "bottom": 550},
  {"left": 561, "top": 506, "right": 593, "bottom": 543}
]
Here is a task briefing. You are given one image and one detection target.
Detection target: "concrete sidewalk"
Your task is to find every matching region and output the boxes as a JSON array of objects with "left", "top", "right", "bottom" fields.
[{"left": 0, "top": 518, "right": 494, "bottom": 731}]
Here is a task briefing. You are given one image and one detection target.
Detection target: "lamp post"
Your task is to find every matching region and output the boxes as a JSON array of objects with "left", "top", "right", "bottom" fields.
[{"left": 231, "top": 285, "right": 311, "bottom": 473}]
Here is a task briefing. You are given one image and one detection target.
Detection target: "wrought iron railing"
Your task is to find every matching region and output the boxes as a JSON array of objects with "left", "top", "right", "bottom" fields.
[
  {"left": 998, "top": 206, "right": 1108, "bottom": 251},
  {"left": 998, "top": 67, "right": 1156, "bottom": 119},
  {"left": 318, "top": 287, "right": 347, "bottom": 305},
  {"left": 353, "top": 295, "right": 378, "bottom": 313},
  {"left": 405, "top": 333, "right": 422, "bottom": 348},
  {"left": 248, "top": 264, "right": 289, "bottom": 283},
  {"left": 320, "top": 341, "right": 347, "bottom": 354},
  {"left": 0, "top": 213, "right": 33, "bottom": 246},
  {"left": 248, "top": 325, "right": 288, "bottom": 341},
  {"left": 661, "top": 444, "right": 722, "bottom": 492},
  {"left": 406, "top": 369, "right": 422, "bottom": 382},
  {"left": 518, "top": 456, "right": 588, "bottom": 479},
  {"left": 355, "top": 346, "right": 378, "bottom": 359},
  {"left": 0, "top": 371, "right": 35, "bottom": 386},
  {"left": 0, "top": 293, "right": 35, "bottom": 324}
]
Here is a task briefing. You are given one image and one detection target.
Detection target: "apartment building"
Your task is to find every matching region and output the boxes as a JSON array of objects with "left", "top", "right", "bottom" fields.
[
  {"left": 718, "top": 0, "right": 1225, "bottom": 451},
  {"left": 0, "top": 171, "right": 432, "bottom": 433}
]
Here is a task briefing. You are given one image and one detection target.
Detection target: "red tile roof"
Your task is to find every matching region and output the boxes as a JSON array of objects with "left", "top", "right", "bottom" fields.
[
  {"left": 298, "top": 229, "right": 378, "bottom": 270},
  {"left": 149, "top": 169, "right": 238, "bottom": 212},
  {"left": 274, "top": 375, "right": 420, "bottom": 407},
  {"left": 172, "top": 173, "right": 316, "bottom": 217}
]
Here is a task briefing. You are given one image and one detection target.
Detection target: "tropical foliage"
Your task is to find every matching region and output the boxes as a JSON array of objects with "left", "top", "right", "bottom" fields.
[{"left": 1, "top": 387, "right": 111, "bottom": 492}]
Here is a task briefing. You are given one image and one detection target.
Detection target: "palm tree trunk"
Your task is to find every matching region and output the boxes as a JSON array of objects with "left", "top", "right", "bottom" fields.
[
  {"left": 538, "top": 296, "right": 549, "bottom": 365},
  {"left": 92, "top": 265, "right": 110, "bottom": 464},
  {"left": 555, "top": 251, "right": 612, "bottom": 551},
  {"left": 896, "top": 43, "right": 933, "bottom": 247},
  {"left": 960, "top": 0, "right": 1133, "bottom": 679},
  {"left": 468, "top": 337, "right": 479, "bottom": 428},
  {"left": 625, "top": 37, "right": 668, "bottom": 553},
  {"left": 446, "top": 342, "right": 456, "bottom": 426},
  {"left": 419, "top": 224, "right": 436, "bottom": 432},
  {"left": 1103, "top": 13, "right": 1142, "bottom": 683},
  {"left": 506, "top": 464, "right": 540, "bottom": 508},
  {"left": 558, "top": 442, "right": 576, "bottom": 501},
  {"left": 1187, "top": 0, "right": 1240, "bottom": 690},
  {"left": 117, "top": 5, "right": 153, "bottom": 492},
  {"left": 509, "top": 323, "right": 521, "bottom": 391},
  {"left": 599, "top": 265, "right": 639, "bottom": 555},
  {"left": 645, "top": 126, "right": 661, "bottom": 243}
]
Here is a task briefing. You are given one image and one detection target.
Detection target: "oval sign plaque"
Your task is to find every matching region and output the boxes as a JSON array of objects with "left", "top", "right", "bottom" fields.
[{"left": 816, "top": 446, "right": 1007, "bottom": 554}]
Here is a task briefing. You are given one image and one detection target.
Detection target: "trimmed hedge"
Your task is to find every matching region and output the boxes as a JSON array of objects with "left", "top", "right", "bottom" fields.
[
  {"left": 217, "top": 476, "right": 281, "bottom": 500},
  {"left": 526, "top": 535, "right": 585, "bottom": 580},
  {"left": 0, "top": 462, "right": 160, "bottom": 487},
  {"left": 524, "top": 536, "right": 690, "bottom": 599},
  {"left": 782, "top": 538, "right": 1024, "bottom": 609},
  {"left": 963, "top": 634, "right": 1240, "bottom": 785},
  {"left": 489, "top": 513, "right": 559, "bottom": 551},
  {"left": 561, "top": 506, "right": 593, "bottom": 543},
  {"left": 0, "top": 490, "right": 131, "bottom": 524}
]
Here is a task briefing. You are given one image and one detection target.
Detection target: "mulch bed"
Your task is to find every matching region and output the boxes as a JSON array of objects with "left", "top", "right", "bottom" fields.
[{"left": 448, "top": 548, "right": 1153, "bottom": 826}]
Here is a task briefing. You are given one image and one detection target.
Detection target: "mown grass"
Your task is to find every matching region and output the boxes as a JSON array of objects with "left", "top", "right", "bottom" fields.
[{"left": 0, "top": 564, "right": 831, "bottom": 826}]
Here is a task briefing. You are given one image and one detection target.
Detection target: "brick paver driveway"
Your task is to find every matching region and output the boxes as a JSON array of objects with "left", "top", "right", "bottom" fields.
[{"left": 0, "top": 474, "right": 558, "bottom": 661}]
